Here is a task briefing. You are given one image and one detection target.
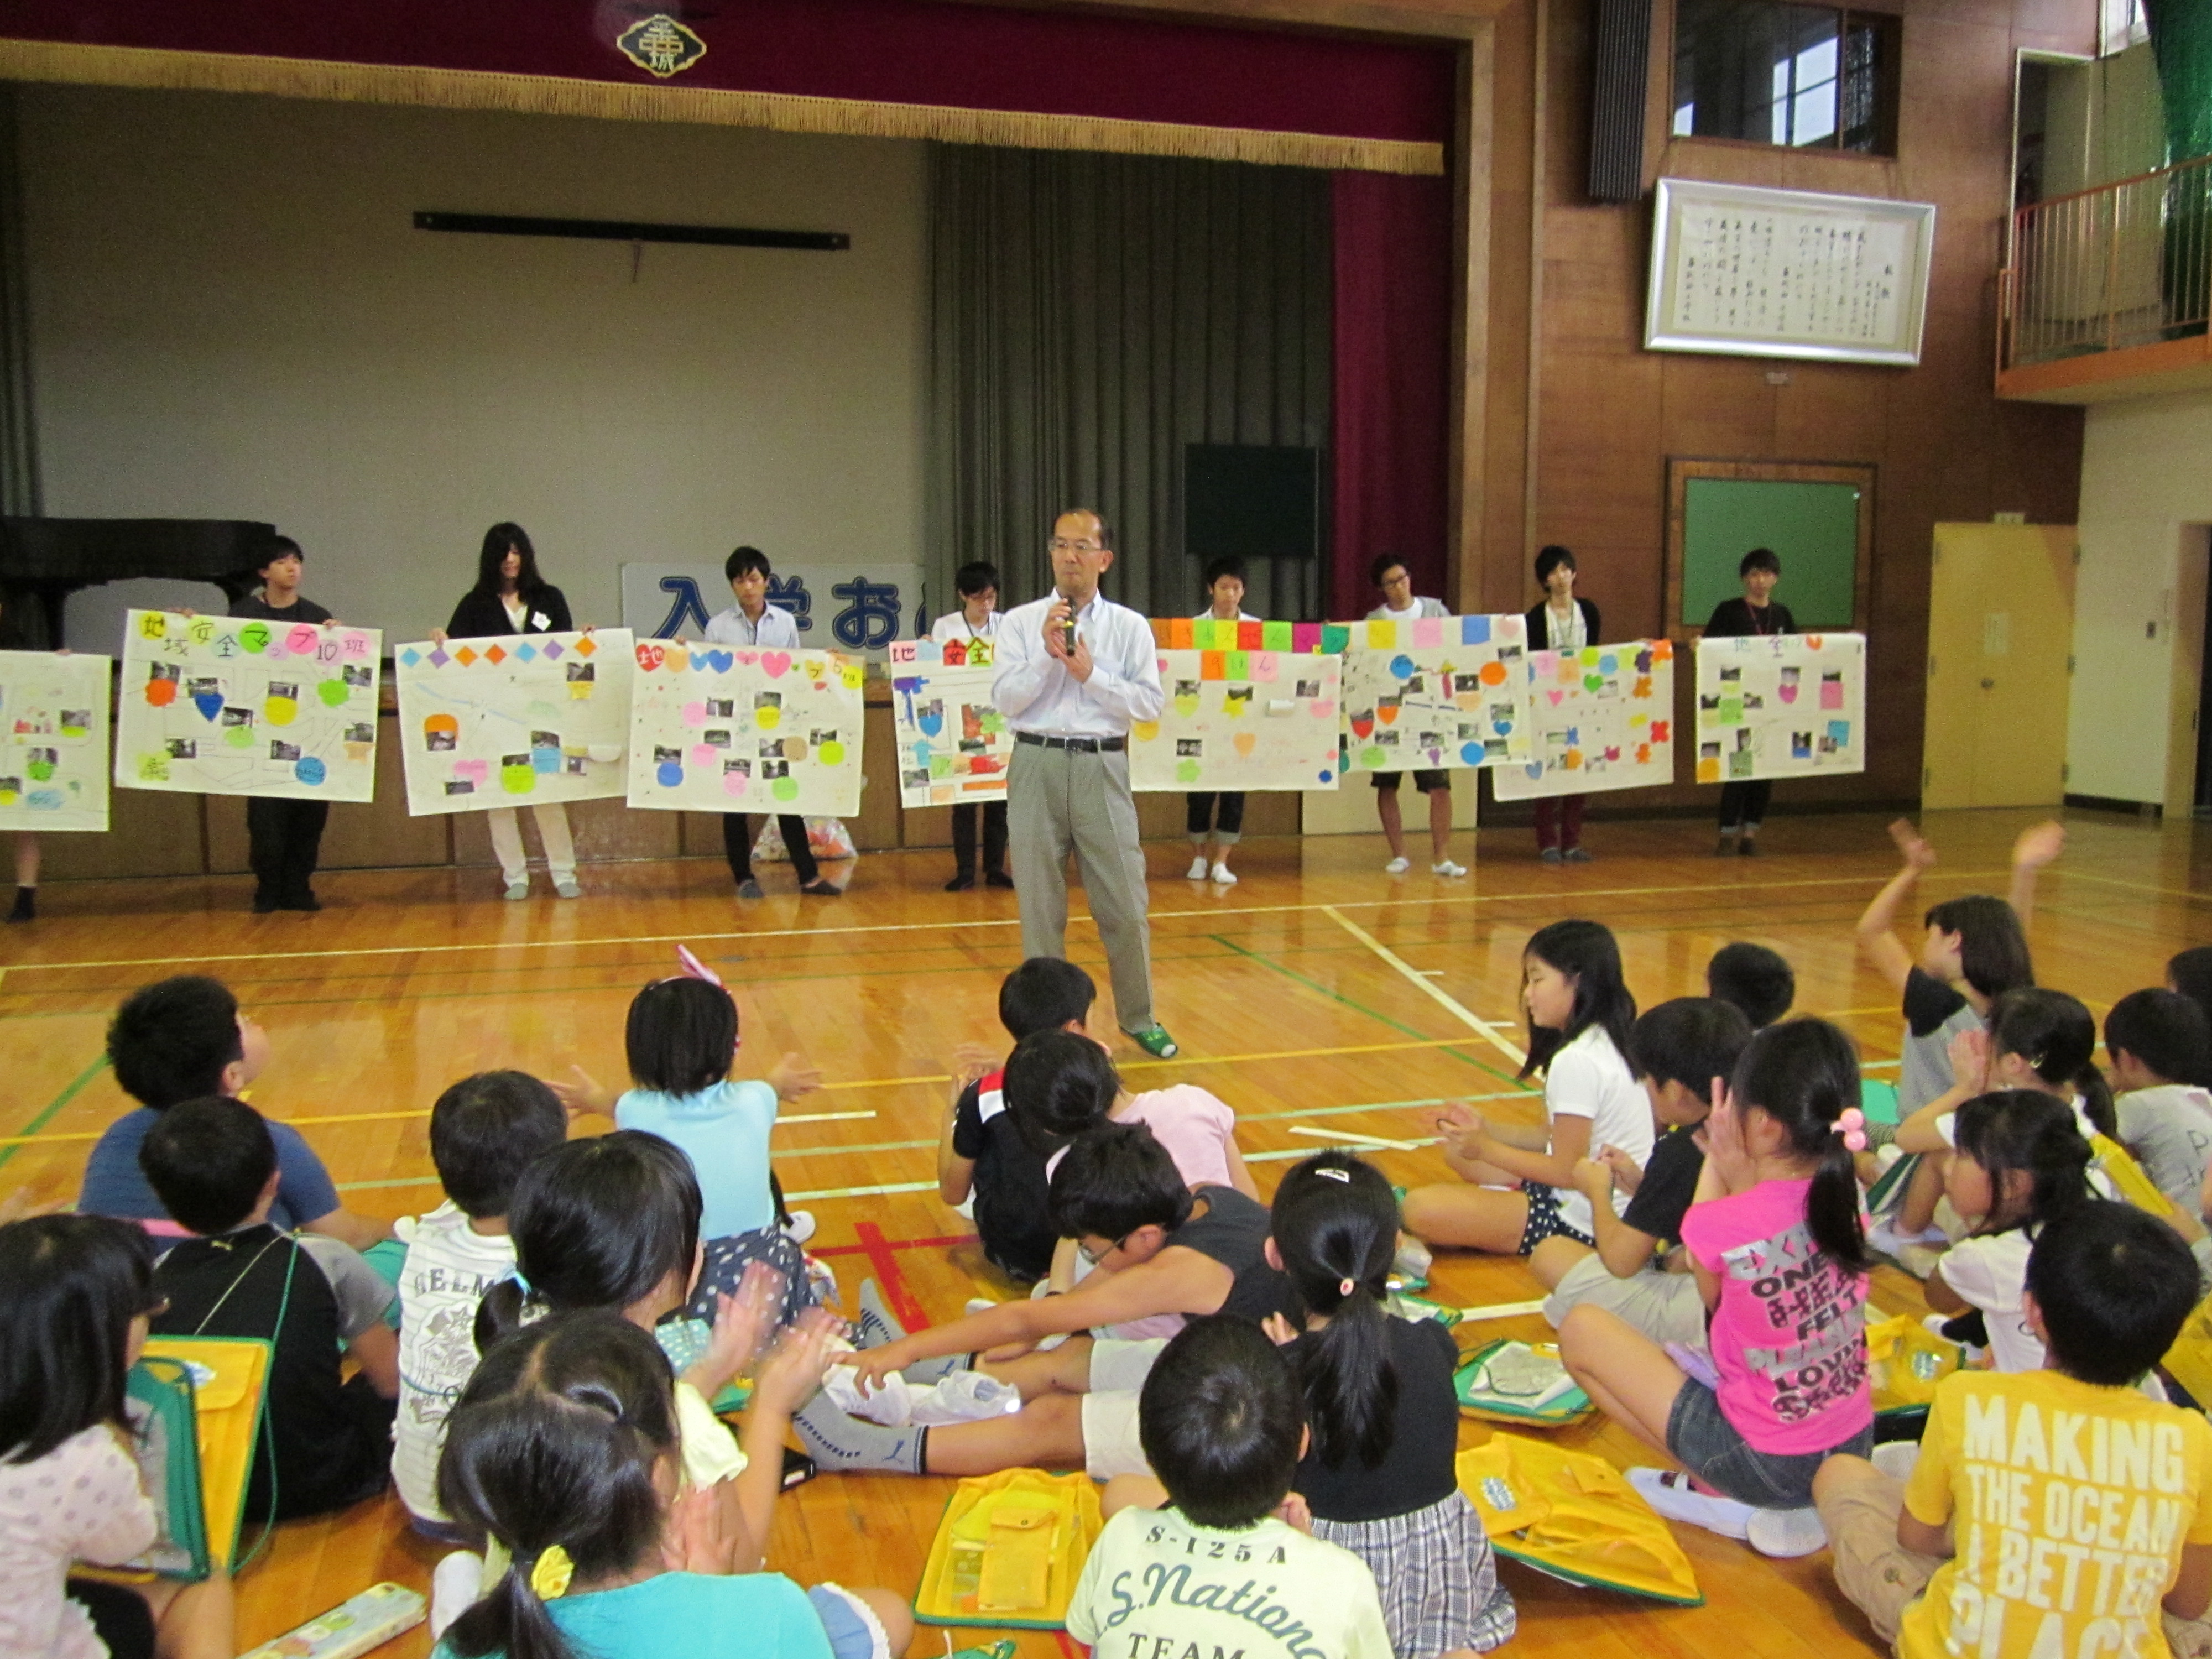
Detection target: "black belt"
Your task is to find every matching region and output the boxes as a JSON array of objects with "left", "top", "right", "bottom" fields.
[{"left": 1015, "top": 732, "right": 1125, "bottom": 753}]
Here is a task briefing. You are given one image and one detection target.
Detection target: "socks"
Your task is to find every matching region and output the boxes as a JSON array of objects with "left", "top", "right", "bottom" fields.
[
  {"left": 794, "top": 1389, "right": 928, "bottom": 1474},
  {"left": 7, "top": 886, "right": 32, "bottom": 922},
  {"left": 853, "top": 1279, "right": 974, "bottom": 1382}
]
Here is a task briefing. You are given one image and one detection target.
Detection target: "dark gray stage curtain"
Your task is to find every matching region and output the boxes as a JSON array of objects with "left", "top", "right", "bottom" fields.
[
  {"left": 0, "top": 88, "right": 37, "bottom": 518},
  {"left": 925, "top": 144, "right": 1330, "bottom": 623}
]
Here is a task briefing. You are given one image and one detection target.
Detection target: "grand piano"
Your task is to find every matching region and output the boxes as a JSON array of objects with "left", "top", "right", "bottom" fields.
[{"left": 0, "top": 518, "right": 281, "bottom": 646}]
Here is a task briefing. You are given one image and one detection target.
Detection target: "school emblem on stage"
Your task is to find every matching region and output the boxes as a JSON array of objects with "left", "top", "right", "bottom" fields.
[{"left": 615, "top": 14, "right": 707, "bottom": 78}]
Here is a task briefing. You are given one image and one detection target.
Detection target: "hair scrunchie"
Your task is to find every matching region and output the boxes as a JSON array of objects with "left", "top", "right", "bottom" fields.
[
  {"left": 528, "top": 1544, "right": 575, "bottom": 1600},
  {"left": 1834, "top": 1107, "right": 1868, "bottom": 1152}
]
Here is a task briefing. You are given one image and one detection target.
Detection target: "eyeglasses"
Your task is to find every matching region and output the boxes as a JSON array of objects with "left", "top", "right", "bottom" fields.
[
  {"left": 1048, "top": 539, "right": 1105, "bottom": 554},
  {"left": 1077, "top": 1233, "right": 1130, "bottom": 1266}
]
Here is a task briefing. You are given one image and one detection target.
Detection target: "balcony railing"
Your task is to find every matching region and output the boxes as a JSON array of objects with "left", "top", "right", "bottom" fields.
[{"left": 2000, "top": 154, "right": 2212, "bottom": 372}]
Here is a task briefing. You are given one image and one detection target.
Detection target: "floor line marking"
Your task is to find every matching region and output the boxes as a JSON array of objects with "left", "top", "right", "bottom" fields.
[
  {"left": 1322, "top": 906, "right": 1528, "bottom": 1069},
  {"left": 1249, "top": 1141, "right": 1439, "bottom": 1164},
  {"left": 812, "top": 1233, "right": 978, "bottom": 1260},
  {"left": 0, "top": 1056, "right": 111, "bottom": 1171},
  {"left": 0, "top": 1104, "right": 881, "bottom": 1149},
  {"left": 0, "top": 867, "right": 2021, "bottom": 976},
  {"left": 785, "top": 1180, "right": 940, "bottom": 1203},
  {"left": 852, "top": 1220, "right": 930, "bottom": 1331},
  {"left": 1287, "top": 1124, "right": 1427, "bottom": 1151}
]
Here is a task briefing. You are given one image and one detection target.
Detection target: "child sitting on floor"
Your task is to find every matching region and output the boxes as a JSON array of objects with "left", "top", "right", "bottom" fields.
[
  {"left": 1066, "top": 1316, "right": 1398, "bottom": 1659},
  {"left": 141, "top": 1097, "right": 400, "bottom": 1520},
  {"left": 1535, "top": 996, "right": 1754, "bottom": 1350},
  {"left": 1559, "top": 1018, "right": 1875, "bottom": 1560},
  {"left": 1020, "top": 1031, "right": 1257, "bottom": 1200},
  {"left": 0, "top": 1215, "right": 233, "bottom": 1659},
  {"left": 1707, "top": 942, "right": 1795, "bottom": 1029},
  {"left": 1813, "top": 1202, "right": 2212, "bottom": 1659},
  {"left": 796, "top": 1122, "right": 1297, "bottom": 1482},
  {"left": 937, "top": 957, "right": 1099, "bottom": 1284},
  {"left": 554, "top": 961, "right": 823, "bottom": 1326},
  {"left": 391, "top": 1070, "right": 569, "bottom": 1536},
  {"left": 79, "top": 975, "right": 390, "bottom": 1253},
  {"left": 1402, "top": 918, "right": 1648, "bottom": 1256},
  {"left": 436, "top": 1310, "right": 909, "bottom": 1659},
  {"left": 2107, "top": 988, "right": 2212, "bottom": 1219}
]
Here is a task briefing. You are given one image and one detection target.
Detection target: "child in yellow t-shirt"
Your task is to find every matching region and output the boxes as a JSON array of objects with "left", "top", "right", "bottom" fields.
[{"left": 1815, "top": 1201, "right": 2212, "bottom": 1659}]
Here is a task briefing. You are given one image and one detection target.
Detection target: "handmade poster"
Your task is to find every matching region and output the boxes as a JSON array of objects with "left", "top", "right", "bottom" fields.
[
  {"left": 1493, "top": 641, "right": 1676, "bottom": 801},
  {"left": 1694, "top": 631, "right": 1867, "bottom": 782},
  {"left": 1148, "top": 617, "right": 1353, "bottom": 655},
  {"left": 394, "top": 629, "right": 633, "bottom": 815},
  {"left": 1338, "top": 613, "right": 1532, "bottom": 773},
  {"left": 887, "top": 638, "right": 1009, "bottom": 809},
  {"left": 1131, "top": 648, "right": 1343, "bottom": 791},
  {"left": 116, "top": 611, "right": 381, "bottom": 803},
  {"left": 626, "top": 639, "right": 864, "bottom": 816},
  {"left": 0, "top": 651, "right": 111, "bottom": 831}
]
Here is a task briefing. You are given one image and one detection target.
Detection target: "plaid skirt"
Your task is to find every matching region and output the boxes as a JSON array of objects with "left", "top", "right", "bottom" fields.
[{"left": 1311, "top": 1489, "right": 1518, "bottom": 1657}]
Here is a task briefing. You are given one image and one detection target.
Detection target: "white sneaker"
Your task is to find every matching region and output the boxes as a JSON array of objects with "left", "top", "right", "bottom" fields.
[
  {"left": 1186, "top": 855, "right": 1210, "bottom": 880},
  {"left": 781, "top": 1209, "right": 817, "bottom": 1245},
  {"left": 1384, "top": 855, "right": 1412, "bottom": 874},
  {"left": 1627, "top": 1467, "right": 1754, "bottom": 1540},
  {"left": 1871, "top": 1441, "right": 1921, "bottom": 1482},
  {"left": 1746, "top": 1506, "right": 1827, "bottom": 1558},
  {"left": 1210, "top": 863, "right": 1237, "bottom": 885},
  {"left": 1432, "top": 859, "right": 1468, "bottom": 877}
]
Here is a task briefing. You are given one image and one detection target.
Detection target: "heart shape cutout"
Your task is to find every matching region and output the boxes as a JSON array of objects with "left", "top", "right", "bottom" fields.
[
  {"left": 1233, "top": 732, "right": 1256, "bottom": 756},
  {"left": 761, "top": 651, "right": 792, "bottom": 679}
]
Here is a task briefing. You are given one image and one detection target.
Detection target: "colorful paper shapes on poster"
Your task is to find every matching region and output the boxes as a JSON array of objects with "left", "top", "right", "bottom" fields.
[
  {"left": 1337, "top": 614, "right": 1533, "bottom": 773},
  {"left": 1492, "top": 641, "right": 1676, "bottom": 800},
  {"left": 1131, "top": 649, "right": 1343, "bottom": 791},
  {"left": 394, "top": 629, "right": 634, "bottom": 815},
  {"left": 1693, "top": 632, "right": 1867, "bottom": 784},
  {"left": 888, "top": 640, "right": 1010, "bottom": 809},
  {"left": 0, "top": 649, "right": 113, "bottom": 831},
  {"left": 628, "top": 642, "right": 864, "bottom": 816}
]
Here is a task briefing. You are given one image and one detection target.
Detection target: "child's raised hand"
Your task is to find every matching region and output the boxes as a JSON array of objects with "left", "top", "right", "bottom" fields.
[
  {"left": 689, "top": 1263, "right": 784, "bottom": 1397},
  {"left": 660, "top": 1479, "right": 746, "bottom": 1577},
  {"left": 1434, "top": 1101, "right": 1484, "bottom": 1149},
  {"left": 750, "top": 1307, "right": 841, "bottom": 1417},
  {"left": 1887, "top": 818, "right": 1936, "bottom": 872},
  {"left": 766, "top": 1053, "right": 822, "bottom": 1103},
  {"left": 1261, "top": 1312, "right": 1301, "bottom": 1348},
  {"left": 549, "top": 1065, "right": 615, "bottom": 1122},
  {"left": 0, "top": 1186, "right": 62, "bottom": 1225},
  {"left": 1696, "top": 1082, "right": 1757, "bottom": 1194},
  {"left": 2011, "top": 820, "right": 2066, "bottom": 872},
  {"left": 1948, "top": 1025, "right": 1991, "bottom": 1094},
  {"left": 951, "top": 1042, "right": 998, "bottom": 1083}
]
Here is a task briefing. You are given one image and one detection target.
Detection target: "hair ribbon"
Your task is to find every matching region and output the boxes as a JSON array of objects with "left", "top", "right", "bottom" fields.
[
  {"left": 529, "top": 1543, "right": 575, "bottom": 1600},
  {"left": 1313, "top": 1166, "right": 1352, "bottom": 1184},
  {"left": 1834, "top": 1107, "right": 1867, "bottom": 1152},
  {"left": 674, "top": 945, "right": 723, "bottom": 988}
]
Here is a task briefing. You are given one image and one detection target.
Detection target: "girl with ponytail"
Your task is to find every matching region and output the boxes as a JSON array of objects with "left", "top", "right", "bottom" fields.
[
  {"left": 1559, "top": 1019, "right": 1875, "bottom": 1559},
  {"left": 437, "top": 1310, "right": 910, "bottom": 1659},
  {"left": 1266, "top": 1154, "right": 1516, "bottom": 1656}
]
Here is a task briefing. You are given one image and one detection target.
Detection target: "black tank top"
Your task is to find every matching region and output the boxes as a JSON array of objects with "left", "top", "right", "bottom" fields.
[{"left": 1171, "top": 1185, "right": 1298, "bottom": 1324}]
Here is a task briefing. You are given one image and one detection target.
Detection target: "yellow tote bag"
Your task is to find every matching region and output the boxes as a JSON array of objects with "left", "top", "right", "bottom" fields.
[
  {"left": 141, "top": 1336, "right": 272, "bottom": 1572},
  {"left": 1865, "top": 1313, "right": 1963, "bottom": 1412},
  {"left": 1457, "top": 1435, "right": 1702, "bottom": 1605},
  {"left": 912, "top": 1468, "right": 1103, "bottom": 1630}
]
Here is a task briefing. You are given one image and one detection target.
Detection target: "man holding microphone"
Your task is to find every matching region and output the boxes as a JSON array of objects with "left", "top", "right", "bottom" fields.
[{"left": 992, "top": 509, "right": 1178, "bottom": 1058}]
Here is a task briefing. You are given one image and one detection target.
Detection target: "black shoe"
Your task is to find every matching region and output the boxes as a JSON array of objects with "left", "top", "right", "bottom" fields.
[
  {"left": 799, "top": 879, "right": 842, "bottom": 896},
  {"left": 252, "top": 892, "right": 280, "bottom": 914},
  {"left": 985, "top": 869, "right": 1014, "bottom": 889},
  {"left": 943, "top": 872, "right": 977, "bottom": 892},
  {"left": 287, "top": 891, "right": 324, "bottom": 912},
  {"left": 1738, "top": 837, "right": 1760, "bottom": 857},
  {"left": 6, "top": 886, "right": 32, "bottom": 923},
  {"left": 1714, "top": 834, "right": 1736, "bottom": 857}
]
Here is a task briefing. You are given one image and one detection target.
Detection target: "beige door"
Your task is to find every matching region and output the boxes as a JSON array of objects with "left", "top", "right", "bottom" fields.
[{"left": 1922, "top": 524, "right": 2077, "bottom": 808}]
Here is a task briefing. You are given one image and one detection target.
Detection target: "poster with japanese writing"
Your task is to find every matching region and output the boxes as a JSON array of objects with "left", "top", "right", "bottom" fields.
[
  {"left": 1131, "top": 648, "right": 1343, "bottom": 792},
  {"left": 1492, "top": 641, "right": 1676, "bottom": 801},
  {"left": 887, "top": 637, "right": 1009, "bottom": 808},
  {"left": 1694, "top": 632, "right": 1865, "bottom": 782},
  {"left": 626, "top": 639, "right": 864, "bottom": 816},
  {"left": 1338, "top": 614, "right": 1532, "bottom": 773},
  {"left": 115, "top": 610, "right": 381, "bottom": 802},
  {"left": 394, "top": 630, "right": 633, "bottom": 814},
  {"left": 0, "top": 651, "right": 111, "bottom": 831}
]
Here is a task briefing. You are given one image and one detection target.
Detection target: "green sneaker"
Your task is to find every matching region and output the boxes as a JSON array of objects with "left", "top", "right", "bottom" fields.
[{"left": 1128, "top": 1023, "right": 1180, "bottom": 1059}]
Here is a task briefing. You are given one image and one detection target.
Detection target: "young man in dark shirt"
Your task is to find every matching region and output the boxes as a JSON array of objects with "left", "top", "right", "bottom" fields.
[
  {"left": 231, "top": 536, "right": 340, "bottom": 912},
  {"left": 1703, "top": 546, "right": 1797, "bottom": 856}
]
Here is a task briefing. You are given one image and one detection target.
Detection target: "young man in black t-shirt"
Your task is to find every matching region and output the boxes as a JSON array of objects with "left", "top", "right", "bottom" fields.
[
  {"left": 229, "top": 536, "right": 341, "bottom": 913},
  {"left": 143, "top": 1096, "right": 399, "bottom": 1521},
  {"left": 938, "top": 957, "right": 1099, "bottom": 1282},
  {"left": 1532, "top": 998, "right": 1752, "bottom": 1349}
]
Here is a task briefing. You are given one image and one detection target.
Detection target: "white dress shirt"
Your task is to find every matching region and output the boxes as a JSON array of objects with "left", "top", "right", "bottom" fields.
[
  {"left": 1366, "top": 597, "right": 1450, "bottom": 622},
  {"left": 704, "top": 603, "right": 801, "bottom": 649},
  {"left": 992, "top": 591, "right": 1163, "bottom": 738},
  {"left": 931, "top": 609, "right": 1002, "bottom": 645}
]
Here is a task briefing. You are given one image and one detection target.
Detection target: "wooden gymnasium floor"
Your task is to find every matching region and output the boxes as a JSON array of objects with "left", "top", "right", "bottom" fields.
[{"left": 6, "top": 805, "right": 2210, "bottom": 1658}]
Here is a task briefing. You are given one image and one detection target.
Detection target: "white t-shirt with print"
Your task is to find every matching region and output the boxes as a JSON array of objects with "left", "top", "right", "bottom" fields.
[
  {"left": 1543, "top": 1025, "right": 1651, "bottom": 1235},
  {"left": 1067, "top": 1506, "right": 1395, "bottom": 1659},
  {"left": 392, "top": 1202, "right": 520, "bottom": 1520}
]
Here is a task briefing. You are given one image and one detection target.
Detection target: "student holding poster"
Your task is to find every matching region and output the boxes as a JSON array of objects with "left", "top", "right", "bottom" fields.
[
  {"left": 1704, "top": 548, "right": 1797, "bottom": 858},
  {"left": 230, "top": 537, "right": 341, "bottom": 912},
  {"left": 1186, "top": 556, "right": 1257, "bottom": 885},
  {"left": 1524, "top": 544, "right": 1601, "bottom": 864},
  {"left": 930, "top": 560, "right": 1010, "bottom": 892},
  {"left": 432, "top": 524, "right": 582, "bottom": 899},
  {"left": 703, "top": 546, "right": 837, "bottom": 898},
  {"left": 1365, "top": 554, "right": 1463, "bottom": 878}
]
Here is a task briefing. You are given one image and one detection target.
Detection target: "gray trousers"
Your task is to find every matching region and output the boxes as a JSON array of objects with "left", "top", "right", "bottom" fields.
[{"left": 1006, "top": 740, "right": 1154, "bottom": 1033}]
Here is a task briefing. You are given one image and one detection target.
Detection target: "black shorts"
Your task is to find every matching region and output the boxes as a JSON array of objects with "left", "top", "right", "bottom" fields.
[{"left": 1373, "top": 769, "right": 1449, "bottom": 793}]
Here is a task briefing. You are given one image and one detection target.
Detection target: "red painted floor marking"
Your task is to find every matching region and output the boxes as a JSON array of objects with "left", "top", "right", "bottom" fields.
[
  {"left": 852, "top": 1220, "right": 932, "bottom": 1331},
  {"left": 813, "top": 1232, "right": 977, "bottom": 1259}
]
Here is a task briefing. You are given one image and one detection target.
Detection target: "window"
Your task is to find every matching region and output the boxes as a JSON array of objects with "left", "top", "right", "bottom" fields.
[{"left": 1673, "top": 1, "right": 1900, "bottom": 156}]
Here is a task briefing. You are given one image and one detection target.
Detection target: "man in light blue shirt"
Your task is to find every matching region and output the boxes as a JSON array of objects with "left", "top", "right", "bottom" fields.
[{"left": 992, "top": 510, "right": 1177, "bottom": 1058}]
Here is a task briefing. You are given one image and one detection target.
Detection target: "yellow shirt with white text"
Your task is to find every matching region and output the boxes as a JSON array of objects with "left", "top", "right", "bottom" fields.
[{"left": 1902, "top": 1368, "right": 2212, "bottom": 1659}]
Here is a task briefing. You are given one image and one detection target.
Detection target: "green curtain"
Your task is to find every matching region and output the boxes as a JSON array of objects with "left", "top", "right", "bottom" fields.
[
  {"left": 925, "top": 144, "right": 1331, "bottom": 623},
  {"left": 2147, "top": 0, "right": 2212, "bottom": 163},
  {"left": 0, "top": 87, "right": 36, "bottom": 519}
]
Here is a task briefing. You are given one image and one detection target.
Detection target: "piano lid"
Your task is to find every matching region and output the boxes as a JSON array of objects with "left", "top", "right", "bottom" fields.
[{"left": 0, "top": 518, "right": 280, "bottom": 599}]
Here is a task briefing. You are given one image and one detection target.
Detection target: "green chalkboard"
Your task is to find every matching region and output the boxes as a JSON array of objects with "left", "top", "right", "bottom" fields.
[{"left": 1681, "top": 477, "right": 1863, "bottom": 630}]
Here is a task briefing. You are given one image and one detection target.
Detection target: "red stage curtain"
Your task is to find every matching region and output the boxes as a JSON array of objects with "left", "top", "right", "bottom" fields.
[{"left": 1330, "top": 171, "right": 1452, "bottom": 620}]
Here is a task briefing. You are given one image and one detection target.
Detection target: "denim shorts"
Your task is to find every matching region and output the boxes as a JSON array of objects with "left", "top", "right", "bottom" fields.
[{"left": 1665, "top": 1378, "right": 1872, "bottom": 1509}]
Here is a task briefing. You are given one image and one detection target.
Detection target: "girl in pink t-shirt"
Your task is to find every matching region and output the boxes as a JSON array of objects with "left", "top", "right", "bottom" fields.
[{"left": 1558, "top": 1019, "right": 1875, "bottom": 1558}]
